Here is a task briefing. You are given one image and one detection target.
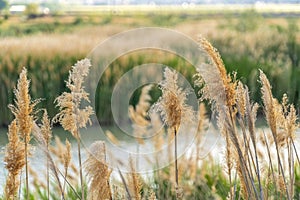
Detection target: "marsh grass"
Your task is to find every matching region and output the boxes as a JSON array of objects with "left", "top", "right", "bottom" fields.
[
  {"left": 1, "top": 35, "right": 300, "bottom": 200},
  {"left": 1, "top": 15, "right": 300, "bottom": 127}
]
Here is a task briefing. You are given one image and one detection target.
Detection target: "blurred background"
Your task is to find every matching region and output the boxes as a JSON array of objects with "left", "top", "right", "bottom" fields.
[{"left": 0, "top": 0, "right": 300, "bottom": 127}]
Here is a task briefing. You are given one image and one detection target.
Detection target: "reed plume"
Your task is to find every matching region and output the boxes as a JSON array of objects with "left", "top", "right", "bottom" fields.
[
  {"left": 4, "top": 120, "right": 25, "bottom": 200},
  {"left": 53, "top": 58, "right": 94, "bottom": 200},
  {"left": 260, "top": 70, "right": 290, "bottom": 198},
  {"left": 8, "top": 67, "right": 40, "bottom": 200},
  {"left": 151, "top": 67, "right": 194, "bottom": 195},
  {"left": 197, "top": 37, "right": 235, "bottom": 108},
  {"left": 84, "top": 141, "right": 112, "bottom": 200},
  {"left": 62, "top": 139, "right": 71, "bottom": 196}
]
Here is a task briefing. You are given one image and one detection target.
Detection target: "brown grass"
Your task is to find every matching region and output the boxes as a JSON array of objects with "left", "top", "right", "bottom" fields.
[
  {"left": 4, "top": 120, "right": 25, "bottom": 200},
  {"left": 8, "top": 67, "right": 40, "bottom": 200},
  {"left": 84, "top": 141, "right": 112, "bottom": 200}
]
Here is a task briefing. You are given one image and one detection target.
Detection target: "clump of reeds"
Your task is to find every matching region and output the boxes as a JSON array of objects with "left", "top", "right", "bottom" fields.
[
  {"left": 84, "top": 141, "right": 112, "bottom": 200},
  {"left": 260, "top": 70, "right": 299, "bottom": 198},
  {"left": 8, "top": 67, "right": 40, "bottom": 200},
  {"left": 197, "top": 36, "right": 299, "bottom": 199},
  {"left": 53, "top": 58, "right": 94, "bottom": 200},
  {"left": 151, "top": 67, "right": 194, "bottom": 198},
  {"left": 4, "top": 120, "right": 25, "bottom": 200}
]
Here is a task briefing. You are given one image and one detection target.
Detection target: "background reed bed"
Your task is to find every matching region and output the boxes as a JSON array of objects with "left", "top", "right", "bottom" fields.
[{"left": 0, "top": 11, "right": 300, "bottom": 126}]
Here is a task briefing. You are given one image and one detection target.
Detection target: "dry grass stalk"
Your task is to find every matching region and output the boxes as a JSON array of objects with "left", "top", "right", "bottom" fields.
[
  {"left": 127, "top": 157, "right": 143, "bottom": 200},
  {"left": 198, "top": 37, "right": 262, "bottom": 199},
  {"left": 8, "top": 67, "right": 40, "bottom": 200},
  {"left": 278, "top": 94, "right": 298, "bottom": 197},
  {"left": 153, "top": 68, "right": 194, "bottom": 130},
  {"left": 53, "top": 58, "right": 94, "bottom": 200},
  {"left": 85, "top": 141, "right": 112, "bottom": 200},
  {"left": 259, "top": 70, "right": 290, "bottom": 198},
  {"left": 32, "top": 120, "right": 66, "bottom": 199},
  {"left": 40, "top": 109, "right": 52, "bottom": 199},
  {"left": 244, "top": 85, "right": 264, "bottom": 198},
  {"left": 4, "top": 120, "right": 25, "bottom": 200},
  {"left": 128, "top": 85, "right": 152, "bottom": 146},
  {"left": 53, "top": 58, "right": 93, "bottom": 139},
  {"left": 198, "top": 37, "right": 236, "bottom": 108},
  {"left": 151, "top": 67, "right": 194, "bottom": 191},
  {"left": 62, "top": 139, "right": 71, "bottom": 196}
]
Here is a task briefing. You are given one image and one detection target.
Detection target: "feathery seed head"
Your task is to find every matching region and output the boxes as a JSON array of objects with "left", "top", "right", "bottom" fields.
[
  {"left": 198, "top": 37, "right": 236, "bottom": 108},
  {"left": 152, "top": 68, "right": 194, "bottom": 130},
  {"left": 53, "top": 59, "right": 94, "bottom": 138},
  {"left": 236, "top": 81, "right": 246, "bottom": 118},
  {"left": 63, "top": 139, "right": 71, "bottom": 170},
  {"left": 41, "top": 109, "right": 52, "bottom": 145},
  {"left": 8, "top": 67, "right": 40, "bottom": 142},
  {"left": 4, "top": 120, "right": 26, "bottom": 199},
  {"left": 260, "top": 70, "right": 277, "bottom": 137},
  {"left": 85, "top": 141, "right": 112, "bottom": 200}
]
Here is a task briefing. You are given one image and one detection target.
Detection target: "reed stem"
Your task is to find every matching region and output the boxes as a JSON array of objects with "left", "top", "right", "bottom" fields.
[
  {"left": 25, "top": 138, "right": 29, "bottom": 200},
  {"left": 77, "top": 136, "right": 84, "bottom": 200},
  {"left": 46, "top": 143, "right": 50, "bottom": 200},
  {"left": 174, "top": 127, "right": 178, "bottom": 187}
]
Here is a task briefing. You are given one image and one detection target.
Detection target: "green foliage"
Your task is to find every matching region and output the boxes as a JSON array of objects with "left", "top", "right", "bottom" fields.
[
  {"left": 235, "top": 10, "right": 262, "bottom": 32},
  {"left": 25, "top": 3, "right": 40, "bottom": 19},
  {"left": 150, "top": 14, "right": 185, "bottom": 26},
  {"left": 101, "top": 14, "right": 113, "bottom": 25}
]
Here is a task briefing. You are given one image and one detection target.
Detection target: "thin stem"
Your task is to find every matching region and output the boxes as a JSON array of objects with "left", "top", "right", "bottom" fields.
[
  {"left": 225, "top": 131, "right": 233, "bottom": 199},
  {"left": 25, "top": 138, "right": 29, "bottom": 200},
  {"left": 77, "top": 136, "right": 84, "bottom": 200},
  {"left": 174, "top": 127, "right": 178, "bottom": 187},
  {"left": 291, "top": 138, "right": 300, "bottom": 165},
  {"left": 254, "top": 148, "right": 263, "bottom": 199},
  {"left": 274, "top": 137, "right": 290, "bottom": 199},
  {"left": 46, "top": 143, "right": 50, "bottom": 200},
  {"left": 56, "top": 167, "right": 79, "bottom": 199},
  {"left": 62, "top": 167, "right": 68, "bottom": 196},
  {"left": 262, "top": 131, "right": 277, "bottom": 197}
]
